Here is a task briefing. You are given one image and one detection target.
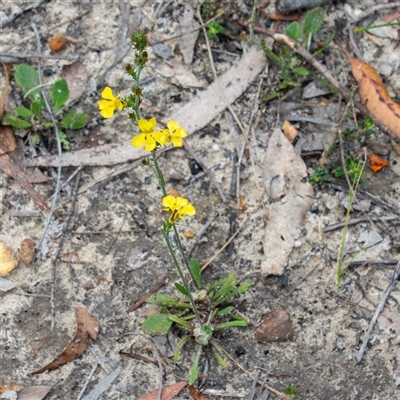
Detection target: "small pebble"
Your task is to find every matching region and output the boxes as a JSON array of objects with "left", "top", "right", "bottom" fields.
[{"left": 0, "top": 241, "right": 19, "bottom": 277}]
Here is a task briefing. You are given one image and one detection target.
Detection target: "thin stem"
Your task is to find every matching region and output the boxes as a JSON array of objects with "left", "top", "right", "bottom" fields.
[
  {"left": 162, "top": 228, "right": 203, "bottom": 326},
  {"left": 151, "top": 151, "right": 167, "bottom": 197}
]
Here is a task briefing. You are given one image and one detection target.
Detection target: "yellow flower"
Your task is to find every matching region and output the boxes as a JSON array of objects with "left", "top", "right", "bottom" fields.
[
  {"left": 131, "top": 117, "right": 168, "bottom": 152},
  {"left": 98, "top": 87, "right": 125, "bottom": 118},
  {"left": 162, "top": 195, "right": 196, "bottom": 223},
  {"left": 165, "top": 120, "right": 187, "bottom": 147}
]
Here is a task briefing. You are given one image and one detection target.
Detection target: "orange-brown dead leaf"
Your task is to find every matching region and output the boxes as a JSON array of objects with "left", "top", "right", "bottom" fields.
[
  {"left": 138, "top": 381, "right": 188, "bottom": 400},
  {"left": 349, "top": 56, "right": 400, "bottom": 138},
  {"left": 282, "top": 120, "right": 298, "bottom": 143},
  {"left": 32, "top": 307, "right": 99, "bottom": 374},
  {"left": 369, "top": 153, "right": 390, "bottom": 172},
  {"left": 183, "top": 230, "right": 195, "bottom": 239},
  {"left": 239, "top": 195, "right": 247, "bottom": 212},
  {"left": 188, "top": 386, "right": 210, "bottom": 400},
  {"left": 0, "top": 382, "right": 24, "bottom": 394},
  {"left": 0, "top": 125, "right": 16, "bottom": 154},
  {"left": 167, "top": 187, "right": 181, "bottom": 197},
  {"left": 265, "top": 13, "right": 300, "bottom": 21}
]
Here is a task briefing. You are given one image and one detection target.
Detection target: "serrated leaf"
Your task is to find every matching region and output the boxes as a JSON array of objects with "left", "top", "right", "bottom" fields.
[
  {"left": 15, "top": 106, "right": 33, "bottom": 117},
  {"left": 15, "top": 64, "right": 44, "bottom": 106},
  {"left": 51, "top": 79, "right": 69, "bottom": 115},
  {"left": 174, "top": 282, "right": 189, "bottom": 296},
  {"left": 60, "top": 110, "right": 89, "bottom": 130},
  {"left": 189, "top": 259, "right": 202, "bottom": 289},
  {"left": 141, "top": 313, "right": 173, "bottom": 335},
  {"left": 3, "top": 111, "right": 32, "bottom": 129},
  {"left": 303, "top": 7, "right": 324, "bottom": 37},
  {"left": 292, "top": 67, "right": 310, "bottom": 76},
  {"left": 286, "top": 21, "right": 301, "bottom": 40}
]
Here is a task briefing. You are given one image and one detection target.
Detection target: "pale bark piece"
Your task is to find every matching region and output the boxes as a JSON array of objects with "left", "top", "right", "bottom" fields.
[
  {"left": 32, "top": 306, "right": 99, "bottom": 374},
  {"left": 138, "top": 381, "right": 188, "bottom": 400},
  {"left": 82, "top": 365, "right": 121, "bottom": 400},
  {"left": 178, "top": 3, "right": 199, "bottom": 65},
  {"left": 261, "top": 128, "right": 313, "bottom": 276},
  {"left": 25, "top": 47, "right": 267, "bottom": 167},
  {"left": 61, "top": 61, "right": 88, "bottom": 102},
  {"left": 17, "top": 386, "right": 53, "bottom": 400}
]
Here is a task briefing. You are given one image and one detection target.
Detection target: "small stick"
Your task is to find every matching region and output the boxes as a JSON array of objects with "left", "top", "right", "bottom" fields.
[
  {"left": 201, "top": 216, "right": 249, "bottom": 271},
  {"left": 324, "top": 216, "right": 397, "bottom": 233},
  {"left": 117, "top": 332, "right": 164, "bottom": 400},
  {"left": 126, "top": 273, "right": 168, "bottom": 313},
  {"left": 150, "top": 9, "right": 227, "bottom": 46},
  {"left": 119, "top": 350, "right": 158, "bottom": 367},
  {"left": 72, "top": 229, "right": 136, "bottom": 235},
  {"left": 357, "top": 260, "right": 400, "bottom": 362},
  {"left": 104, "top": 217, "right": 125, "bottom": 255},
  {"left": 0, "top": 53, "right": 80, "bottom": 61},
  {"left": 185, "top": 211, "right": 219, "bottom": 258},
  {"left": 76, "top": 360, "right": 98, "bottom": 400},
  {"left": 184, "top": 141, "right": 227, "bottom": 203},
  {"left": 0, "top": 0, "right": 45, "bottom": 29}
]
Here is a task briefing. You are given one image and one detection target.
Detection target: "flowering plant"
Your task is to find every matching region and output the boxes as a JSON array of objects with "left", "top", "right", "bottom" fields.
[{"left": 98, "top": 31, "right": 250, "bottom": 385}]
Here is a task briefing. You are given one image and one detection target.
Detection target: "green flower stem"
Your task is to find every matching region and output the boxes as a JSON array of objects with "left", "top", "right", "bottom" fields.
[
  {"left": 151, "top": 150, "right": 197, "bottom": 285},
  {"left": 151, "top": 151, "right": 167, "bottom": 197},
  {"left": 162, "top": 227, "right": 203, "bottom": 326}
]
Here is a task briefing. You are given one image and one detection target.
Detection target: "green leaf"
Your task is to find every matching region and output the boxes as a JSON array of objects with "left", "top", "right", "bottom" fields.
[
  {"left": 15, "top": 106, "right": 33, "bottom": 117},
  {"left": 189, "top": 259, "right": 202, "bottom": 289},
  {"left": 292, "top": 67, "right": 310, "bottom": 76},
  {"left": 211, "top": 344, "right": 228, "bottom": 369},
  {"left": 286, "top": 21, "right": 301, "bottom": 40},
  {"left": 174, "top": 282, "right": 189, "bottom": 296},
  {"left": 141, "top": 313, "right": 173, "bottom": 335},
  {"left": 173, "top": 335, "right": 191, "bottom": 363},
  {"left": 30, "top": 100, "right": 43, "bottom": 118},
  {"left": 51, "top": 79, "right": 69, "bottom": 115},
  {"left": 60, "top": 110, "right": 89, "bottom": 130},
  {"left": 214, "top": 320, "right": 247, "bottom": 331},
  {"left": 217, "top": 306, "right": 234, "bottom": 316},
  {"left": 42, "top": 121, "right": 54, "bottom": 128},
  {"left": 168, "top": 315, "right": 194, "bottom": 330},
  {"left": 15, "top": 64, "right": 44, "bottom": 106},
  {"left": 188, "top": 346, "right": 202, "bottom": 385},
  {"left": 303, "top": 7, "right": 324, "bottom": 38},
  {"left": 58, "top": 130, "right": 71, "bottom": 151},
  {"left": 3, "top": 111, "right": 32, "bottom": 129}
]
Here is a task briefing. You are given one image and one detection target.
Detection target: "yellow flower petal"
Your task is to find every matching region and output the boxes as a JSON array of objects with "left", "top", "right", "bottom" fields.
[
  {"left": 138, "top": 117, "right": 157, "bottom": 133},
  {"left": 131, "top": 133, "right": 146, "bottom": 148},
  {"left": 101, "top": 87, "right": 115, "bottom": 100}
]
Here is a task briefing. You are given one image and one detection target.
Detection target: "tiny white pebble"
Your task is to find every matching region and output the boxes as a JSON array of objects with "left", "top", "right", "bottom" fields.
[{"left": 212, "top": 144, "right": 219, "bottom": 151}]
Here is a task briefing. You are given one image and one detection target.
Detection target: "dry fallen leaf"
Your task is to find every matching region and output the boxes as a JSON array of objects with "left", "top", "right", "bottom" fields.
[
  {"left": 0, "top": 60, "right": 10, "bottom": 121},
  {"left": 261, "top": 128, "right": 313, "bottom": 276},
  {"left": 61, "top": 61, "right": 88, "bottom": 102},
  {"left": 138, "top": 381, "right": 188, "bottom": 400},
  {"left": 188, "top": 386, "right": 210, "bottom": 400},
  {"left": 167, "top": 187, "right": 181, "bottom": 197},
  {"left": 17, "top": 386, "right": 53, "bottom": 400},
  {"left": 349, "top": 56, "right": 400, "bottom": 138},
  {"left": 0, "top": 382, "right": 24, "bottom": 394},
  {"left": 369, "top": 153, "right": 390, "bottom": 172},
  {"left": 282, "top": 120, "right": 298, "bottom": 143},
  {"left": 0, "top": 125, "right": 16, "bottom": 154},
  {"left": 32, "top": 306, "right": 99, "bottom": 374},
  {"left": 0, "top": 240, "right": 19, "bottom": 277}
]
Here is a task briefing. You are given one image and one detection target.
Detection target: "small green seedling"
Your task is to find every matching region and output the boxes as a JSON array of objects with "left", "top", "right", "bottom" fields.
[
  {"left": 284, "top": 385, "right": 300, "bottom": 400},
  {"left": 309, "top": 165, "right": 329, "bottom": 185},
  {"left": 207, "top": 20, "right": 224, "bottom": 39},
  {"left": 342, "top": 115, "right": 375, "bottom": 140},
  {"left": 261, "top": 7, "right": 335, "bottom": 101},
  {"left": 2, "top": 63, "right": 89, "bottom": 150},
  {"left": 333, "top": 157, "right": 365, "bottom": 185}
]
